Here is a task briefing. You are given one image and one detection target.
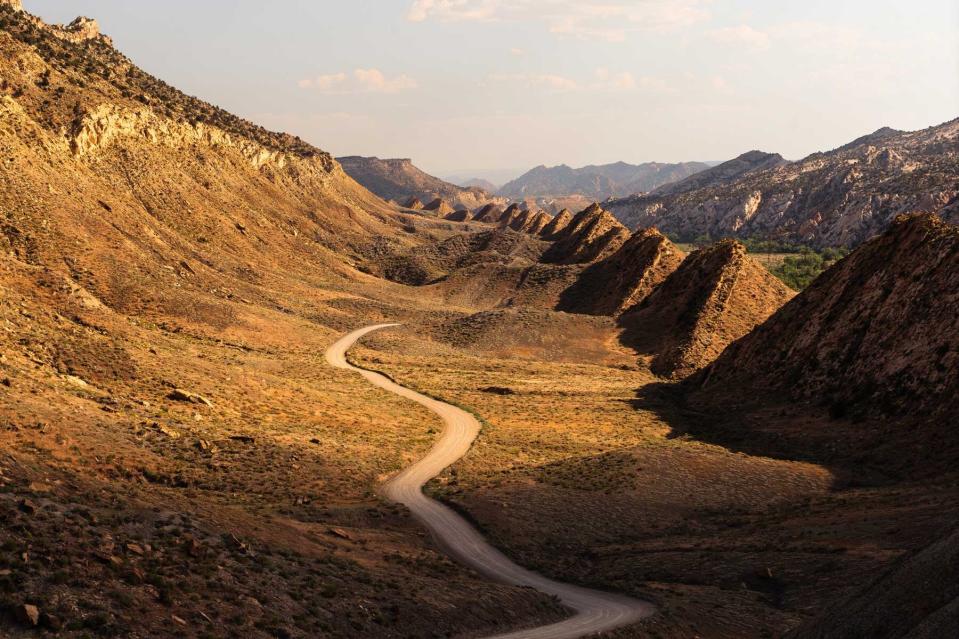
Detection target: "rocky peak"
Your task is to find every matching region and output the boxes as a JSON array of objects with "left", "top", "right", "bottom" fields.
[
  {"left": 1, "top": 0, "right": 23, "bottom": 12},
  {"left": 541, "top": 204, "right": 631, "bottom": 265},
  {"left": 64, "top": 16, "right": 102, "bottom": 41},
  {"left": 620, "top": 237, "right": 794, "bottom": 378},
  {"left": 540, "top": 209, "right": 573, "bottom": 239},
  {"left": 559, "top": 227, "right": 686, "bottom": 316}
]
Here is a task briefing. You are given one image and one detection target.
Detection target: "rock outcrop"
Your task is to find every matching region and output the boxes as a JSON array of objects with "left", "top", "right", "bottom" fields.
[
  {"left": 621, "top": 240, "right": 794, "bottom": 378},
  {"left": 445, "top": 209, "right": 473, "bottom": 222},
  {"left": 509, "top": 209, "right": 553, "bottom": 235},
  {"left": 540, "top": 208, "right": 573, "bottom": 239},
  {"left": 403, "top": 196, "right": 424, "bottom": 210},
  {"left": 473, "top": 204, "right": 504, "bottom": 223},
  {"left": 423, "top": 198, "right": 454, "bottom": 217},
  {"left": 541, "top": 204, "right": 631, "bottom": 265},
  {"left": 559, "top": 228, "right": 686, "bottom": 315}
]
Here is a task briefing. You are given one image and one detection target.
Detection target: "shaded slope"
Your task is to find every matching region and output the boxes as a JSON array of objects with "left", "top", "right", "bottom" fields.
[
  {"left": 787, "top": 527, "right": 959, "bottom": 639},
  {"left": 559, "top": 228, "right": 686, "bottom": 315},
  {"left": 621, "top": 240, "right": 794, "bottom": 378},
  {"left": 541, "top": 204, "right": 631, "bottom": 265},
  {"left": 686, "top": 214, "right": 959, "bottom": 476},
  {"left": 540, "top": 209, "right": 573, "bottom": 239}
]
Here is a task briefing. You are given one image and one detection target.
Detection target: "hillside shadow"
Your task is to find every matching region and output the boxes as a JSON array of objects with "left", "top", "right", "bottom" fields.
[{"left": 628, "top": 380, "right": 905, "bottom": 489}]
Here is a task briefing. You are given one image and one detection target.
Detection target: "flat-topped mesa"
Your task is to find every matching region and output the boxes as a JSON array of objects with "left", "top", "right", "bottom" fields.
[
  {"left": 559, "top": 227, "right": 686, "bottom": 316},
  {"left": 620, "top": 238, "right": 795, "bottom": 379}
]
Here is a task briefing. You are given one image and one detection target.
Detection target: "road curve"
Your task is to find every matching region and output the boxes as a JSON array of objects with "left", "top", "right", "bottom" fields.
[{"left": 326, "top": 324, "right": 656, "bottom": 639}]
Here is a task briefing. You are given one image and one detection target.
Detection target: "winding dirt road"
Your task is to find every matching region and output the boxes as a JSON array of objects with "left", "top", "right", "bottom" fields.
[{"left": 326, "top": 324, "right": 655, "bottom": 639}]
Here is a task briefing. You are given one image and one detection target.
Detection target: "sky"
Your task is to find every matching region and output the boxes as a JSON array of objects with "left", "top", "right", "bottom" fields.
[{"left": 27, "top": 0, "right": 959, "bottom": 181}]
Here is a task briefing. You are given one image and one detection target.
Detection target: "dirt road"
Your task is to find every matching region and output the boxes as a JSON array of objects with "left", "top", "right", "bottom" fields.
[{"left": 326, "top": 324, "right": 655, "bottom": 639}]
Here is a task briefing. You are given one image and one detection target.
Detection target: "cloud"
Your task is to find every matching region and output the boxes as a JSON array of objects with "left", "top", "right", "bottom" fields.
[
  {"left": 708, "top": 24, "right": 770, "bottom": 49},
  {"left": 407, "top": 0, "right": 710, "bottom": 41},
  {"left": 488, "top": 73, "right": 580, "bottom": 91},
  {"left": 488, "top": 68, "right": 671, "bottom": 93},
  {"left": 510, "top": 47, "right": 526, "bottom": 56},
  {"left": 298, "top": 69, "right": 418, "bottom": 94},
  {"left": 593, "top": 67, "right": 637, "bottom": 91}
]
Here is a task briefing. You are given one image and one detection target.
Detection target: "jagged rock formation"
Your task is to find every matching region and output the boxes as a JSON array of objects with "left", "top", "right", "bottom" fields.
[
  {"left": 559, "top": 228, "right": 686, "bottom": 315},
  {"left": 541, "top": 204, "right": 631, "bottom": 265},
  {"left": 403, "top": 196, "right": 424, "bottom": 210},
  {"left": 445, "top": 209, "right": 473, "bottom": 222},
  {"left": 686, "top": 214, "right": 959, "bottom": 475},
  {"left": 607, "top": 121, "right": 959, "bottom": 248},
  {"left": 473, "top": 204, "right": 504, "bottom": 223},
  {"left": 509, "top": 209, "right": 553, "bottom": 235},
  {"left": 787, "top": 526, "right": 959, "bottom": 639},
  {"left": 423, "top": 198, "right": 455, "bottom": 217},
  {"left": 499, "top": 160, "right": 710, "bottom": 201},
  {"left": 337, "top": 156, "right": 505, "bottom": 210},
  {"left": 497, "top": 204, "right": 526, "bottom": 228},
  {"left": 621, "top": 240, "right": 795, "bottom": 378},
  {"left": 540, "top": 208, "right": 573, "bottom": 239}
]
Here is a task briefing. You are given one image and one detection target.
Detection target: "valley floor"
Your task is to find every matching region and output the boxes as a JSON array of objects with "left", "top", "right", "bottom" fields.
[
  {"left": 3, "top": 251, "right": 957, "bottom": 638},
  {"left": 351, "top": 323, "right": 959, "bottom": 638}
]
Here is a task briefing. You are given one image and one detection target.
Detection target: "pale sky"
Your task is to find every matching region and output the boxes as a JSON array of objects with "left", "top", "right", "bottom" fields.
[{"left": 27, "top": 0, "right": 959, "bottom": 179}]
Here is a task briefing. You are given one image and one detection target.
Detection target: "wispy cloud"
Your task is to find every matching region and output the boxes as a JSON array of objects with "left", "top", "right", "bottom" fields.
[
  {"left": 407, "top": 0, "right": 710, "bottom": 41},
  {"left": 708, "top": 24, "right": 770, "bottom": 50},
  {"left": 488, "top": 68, "right": 671, "bottom": 93},
  {"left": 488, "top": 72, "right": 580, "bottom": 91},
  {"left": 298, "top": 69, "right": 418, "bottom": 94}
]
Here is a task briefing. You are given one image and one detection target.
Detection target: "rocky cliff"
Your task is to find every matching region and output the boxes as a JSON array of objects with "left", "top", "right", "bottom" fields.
[{"left": 559, "top": 228, "right": 686, "bottom": 316}]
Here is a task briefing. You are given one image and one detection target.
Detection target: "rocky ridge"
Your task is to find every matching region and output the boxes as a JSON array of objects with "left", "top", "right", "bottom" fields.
[
  {"left": 607, "top": 120, "right": 959, "bottom": 247},
  {"left": 685, "top": 214, "right": 959, "bottom": 474},
  {"left": 338, "top": 156, "right": 505, "bottom": 211},
  {"left": 621, "top": 240, "right": 795, "bottom": 378}
]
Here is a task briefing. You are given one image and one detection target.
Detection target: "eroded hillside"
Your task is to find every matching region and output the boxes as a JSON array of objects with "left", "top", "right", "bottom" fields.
[{"left": 608, "top": 122, "right": 959, "bottom": 248}]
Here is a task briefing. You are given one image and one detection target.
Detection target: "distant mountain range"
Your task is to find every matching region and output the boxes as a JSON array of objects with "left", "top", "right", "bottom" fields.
[
  {"left": 497, "top": 161, "right": 711, "bottom": 201},
  {"left": 607, "top": 120, "right": 959, "bottom": 248},
  {"left": 337, "top": 156, "right": 504, "bottom": 210}
]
